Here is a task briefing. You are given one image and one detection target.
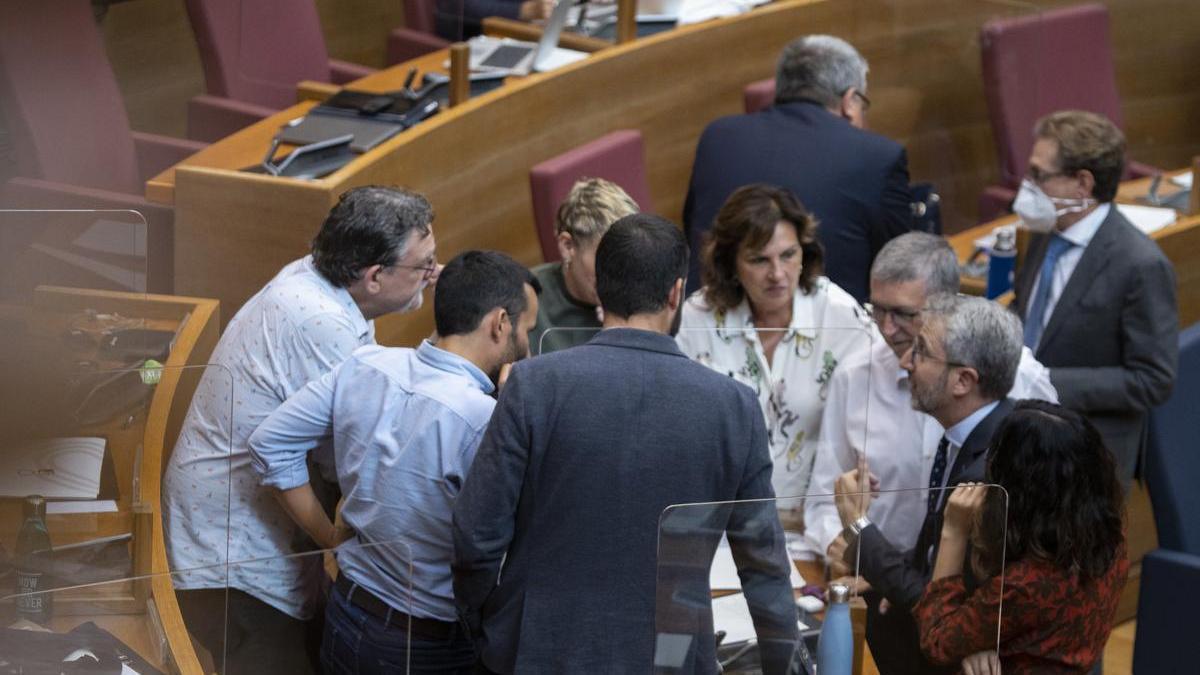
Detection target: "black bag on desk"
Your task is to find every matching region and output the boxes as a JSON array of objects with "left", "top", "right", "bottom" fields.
[{"left": 0, "top": 622, "right": 163, "bottom": 675}]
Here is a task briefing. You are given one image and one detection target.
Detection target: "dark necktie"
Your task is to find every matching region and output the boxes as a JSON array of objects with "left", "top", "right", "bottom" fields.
[
  {"left": 1023, "top": 234, "right": 1075, "bottom": 349},
  {"left": 928, "top": 436, "right": 949, "bottom": 515}
]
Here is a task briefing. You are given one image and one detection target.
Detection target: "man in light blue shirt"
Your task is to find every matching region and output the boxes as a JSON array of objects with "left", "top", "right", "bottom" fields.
[{"left": 249, "top": 250, "right": 540, "bottom": 675}]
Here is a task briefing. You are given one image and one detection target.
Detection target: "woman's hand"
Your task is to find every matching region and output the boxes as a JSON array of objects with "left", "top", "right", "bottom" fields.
[
  {"left": 961, "top": 650, "right": 1000, "bottom": 675},
  {"left": 943, "top": 481, "right": 988, "bottom": 537}
]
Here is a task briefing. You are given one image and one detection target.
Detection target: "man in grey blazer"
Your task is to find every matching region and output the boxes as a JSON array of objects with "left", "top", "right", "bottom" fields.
[
  {"left": 1012, "top": 110, "right": 1178, "bottom": 483},
  {"left": 453, "top": 214, "right": 800, "bottom": 674}
]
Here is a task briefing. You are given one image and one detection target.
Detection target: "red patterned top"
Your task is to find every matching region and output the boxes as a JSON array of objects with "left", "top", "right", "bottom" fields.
[{"left": 913, "top": 545, "right": 1129, "bottom": 673}]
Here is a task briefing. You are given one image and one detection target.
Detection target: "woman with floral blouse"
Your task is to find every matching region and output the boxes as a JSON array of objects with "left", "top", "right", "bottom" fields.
[
  {"left": 676, "top": 184, "right": 874, "bottom": 528},
  {"left": 915, "top": 400, "right": 1128, "bottom": 674}
]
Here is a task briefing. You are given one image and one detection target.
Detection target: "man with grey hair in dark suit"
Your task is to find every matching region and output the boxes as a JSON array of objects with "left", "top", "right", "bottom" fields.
[
  {"left": 1012, "top": 109, "right": 1177, "bottom": 484},
  {"left": 682, "top": 34, "right": 915, "bottom": 303},
  {"left": 453, "top": 214, "right": 801, "bottom": 674}
]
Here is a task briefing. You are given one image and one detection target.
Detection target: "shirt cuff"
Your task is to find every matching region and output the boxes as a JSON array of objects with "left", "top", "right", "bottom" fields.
[{"left": 259, "top": 462, "right": 312, "bottom": 492}]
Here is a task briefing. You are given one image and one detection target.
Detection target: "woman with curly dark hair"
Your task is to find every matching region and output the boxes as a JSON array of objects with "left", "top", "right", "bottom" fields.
[
  {"left": 914, "top": 399, "right": 1128, "bottom": 674},
  {"left": 675, "top": 184, "right": 871, "bottom": 532}
]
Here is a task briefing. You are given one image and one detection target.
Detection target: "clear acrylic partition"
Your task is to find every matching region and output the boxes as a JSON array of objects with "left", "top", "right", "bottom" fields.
[
  {"left": 655, "top": 486, "right": 1007, "bottom": 674},
  {"left": 0, "top": 209, "right": 150, "bottom": 302},
  {"left": 538, "top": 324, "right": 877, "bottom": 532},
  {"left": 1, "top": 538, "right": 414, "bottom": 675},
  {"left": 0, "top": 359, "right": 233, "bottom": 670}
]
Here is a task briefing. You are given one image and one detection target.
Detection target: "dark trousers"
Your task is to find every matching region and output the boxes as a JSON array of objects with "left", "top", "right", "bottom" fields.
[
  {"left": 321, "top": 581, "right": 475, "bottom": 675},
  {"left": 177, "top": 587, "right": 319, "bottom": 675}
]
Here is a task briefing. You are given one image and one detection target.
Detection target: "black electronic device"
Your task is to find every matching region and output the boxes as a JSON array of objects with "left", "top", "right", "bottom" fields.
[{"left": 259, "top": 133, "right": 356, "bottom": 179}]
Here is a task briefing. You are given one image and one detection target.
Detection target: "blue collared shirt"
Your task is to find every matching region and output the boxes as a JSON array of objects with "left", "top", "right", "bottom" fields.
[
  {"left": 248, "top": 341, "right": 496, "bottom": 621},
  {"left": 934, "top": 400, "right": 1001, "bottom": 504}
]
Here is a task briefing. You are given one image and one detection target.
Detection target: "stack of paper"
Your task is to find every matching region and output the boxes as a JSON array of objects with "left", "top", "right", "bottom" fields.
[{"left": 1115, "top": 204, "right": 1178, "bottom": 236}]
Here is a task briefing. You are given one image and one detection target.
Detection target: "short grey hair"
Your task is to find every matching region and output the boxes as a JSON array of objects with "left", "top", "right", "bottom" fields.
[
  {"left": 775, "top": 35, "right": 868, "bottom": 107},
  {"left": 871, "top": 232, "right": 960, "bottom": 296},
  {"left": 925, "top": 294, "right": 1022, "bottom": 401}
]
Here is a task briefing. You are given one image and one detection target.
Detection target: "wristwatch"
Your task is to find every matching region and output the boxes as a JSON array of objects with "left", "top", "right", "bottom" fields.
[{"left": 845, "top": 515, "right": 872, "bottom": 539}]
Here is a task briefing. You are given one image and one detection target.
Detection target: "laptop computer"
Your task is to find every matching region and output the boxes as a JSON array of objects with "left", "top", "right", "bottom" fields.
[{"left": 469, "top": 0, "right": 586, "bottom": 75}]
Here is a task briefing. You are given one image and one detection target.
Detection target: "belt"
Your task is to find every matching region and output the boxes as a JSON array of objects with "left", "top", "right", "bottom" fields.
[{"left": 334, "top": 574, "right": 458, "bottom": 640}]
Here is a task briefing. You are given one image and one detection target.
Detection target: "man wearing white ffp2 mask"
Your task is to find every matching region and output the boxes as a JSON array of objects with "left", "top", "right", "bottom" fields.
[
  {"left": 1012, "top": 178, "right": 1095, "bottom": 233},
  {"left": 1011, "top": 110, "right": 1177, "bottom": 485}
]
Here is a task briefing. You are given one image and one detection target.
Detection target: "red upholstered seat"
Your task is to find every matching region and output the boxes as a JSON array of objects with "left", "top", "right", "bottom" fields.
[
  {"left": 978, "top": 2, "right": 1157, "bottom": 221},
  {"left": 0, "top": 0, "right": 204, "bottom": 294},
  {"left": 528, "top": 130, "right": 654, "bottom": 263},
  {"left": 743, "top": 78, "right": 776, "bottom": 114},
  {"left": 387, "top": 0, "right": 451, "bottom": 65},
  {"left": 183, "top": 0, "right": 376, "bottom": 141}
]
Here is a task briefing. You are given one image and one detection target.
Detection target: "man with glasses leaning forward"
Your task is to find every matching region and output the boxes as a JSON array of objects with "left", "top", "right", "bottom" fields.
[
  {"left": 831, "top": 293, "right": 1025, "bottom": 675},
  {"left": 805, "top": 233, "right": 1056, "bottom": 567},
  {"left": 163, "top": 186, "right": 441, "bottom": 674}
]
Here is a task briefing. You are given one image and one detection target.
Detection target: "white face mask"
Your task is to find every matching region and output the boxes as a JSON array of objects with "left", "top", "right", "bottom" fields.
[{"left": 1012, "top": 179, "right": 1094, "bottom": 233}]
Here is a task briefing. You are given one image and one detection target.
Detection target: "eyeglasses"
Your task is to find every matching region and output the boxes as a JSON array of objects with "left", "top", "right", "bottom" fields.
[
  {"left": 911, "top": 336, "right": 969, "bottom": 369},
  {"left": 1025, "top": 166, "right": 1070, "bottom": 185},
  {"left": 389, "top": 262, "right": 439, "bottom": 280},
  {"left": 865, "top": 302, "right": 921, "bottom": 327},
  {"left": 851, "top": 89, "right": 871, "bottom": 112}
]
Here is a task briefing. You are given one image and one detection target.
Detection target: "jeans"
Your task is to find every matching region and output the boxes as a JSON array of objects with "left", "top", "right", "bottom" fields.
[{"left": 321, "top": 582, "right": 475, "bottom": 675}]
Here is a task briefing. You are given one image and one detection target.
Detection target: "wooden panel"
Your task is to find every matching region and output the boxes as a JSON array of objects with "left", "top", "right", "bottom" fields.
[
  {"left": 21, "top": 287, "right": 219, "bottom": 674},
  {"left": 151, "top": 0, "right": 1200, "bottom": 349}
]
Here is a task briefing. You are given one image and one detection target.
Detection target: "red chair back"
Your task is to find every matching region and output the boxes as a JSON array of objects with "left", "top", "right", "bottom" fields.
[
  {"left": 405, "top": 0, "right": 439, "bottom": 35},
  {"left": 980, "top": 3, "right": 1125, "bottom": 189},
  {"left": 0, "top": 0, "right": 140, "bottom": 193},
  {"left": 744, "top": 78, "right": 776, "bottom": 114},
  {"left": 183, "top": 0, "right": 334, "bottom": 110},
  {"left": 529, "top": 130, "right": 653, "bottom": 263}
]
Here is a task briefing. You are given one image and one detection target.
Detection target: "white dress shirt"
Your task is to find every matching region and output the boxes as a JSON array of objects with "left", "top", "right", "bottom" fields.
[
  {"left": 248, "top": 341, "right": 495, "bottom": 621},
  {"left": 676, "top": 277, "right": 875, "bottom": 503},
  {"left": 804, "top": 338, "right": 1058, "bottom": 554},
  {"left": 1028, "top": 202, "right": 1110, "bottom": 342},
  {"left": 162, "top": 256, "right": 374, "bottom": 619}
]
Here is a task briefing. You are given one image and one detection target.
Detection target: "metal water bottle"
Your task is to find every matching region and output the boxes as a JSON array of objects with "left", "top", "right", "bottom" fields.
[
  {"left": 986, "top": 225, "right": 1017, "bottom": 299},
  {"left": 816, "top": 582, "right": 852, "bottom": 675},
  {"left": 15, "top": 495, "right": 54, "bottom": 624}
]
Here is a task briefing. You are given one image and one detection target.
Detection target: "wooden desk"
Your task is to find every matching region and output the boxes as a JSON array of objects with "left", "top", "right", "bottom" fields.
[
  {"left": 148, "top": 0, "right": 1200, "bottom": 348},
  {"left": 1, "top": 287, "right": 219, "bottom": 675}
]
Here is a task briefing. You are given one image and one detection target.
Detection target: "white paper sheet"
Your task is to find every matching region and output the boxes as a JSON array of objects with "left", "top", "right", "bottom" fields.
[
  {"left": 0, "top": 438, "right": 106, "bottom": 499},
  {"left": 712, "top": 593, "right": 810, "bottom": 644},
  {"left": 47, "top": 500, "right": 118, "bottom": 515},
  {"left": 1170, "top": 171, "right": 1193, "bottom": 189},
  {"left": 1115, "top": 204, "right": 1178, "bottom": 235},
  {"left": 710, "top": 536, "right": 806, "bottom": 591}
]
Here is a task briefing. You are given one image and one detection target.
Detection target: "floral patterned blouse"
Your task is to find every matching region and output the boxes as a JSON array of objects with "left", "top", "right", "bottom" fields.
[
  {"left": 914, "top": 544, "right": 1129, "bottom": 673},
  {"left": 676, "top": 278, "right": 873, "bottom": 502}
]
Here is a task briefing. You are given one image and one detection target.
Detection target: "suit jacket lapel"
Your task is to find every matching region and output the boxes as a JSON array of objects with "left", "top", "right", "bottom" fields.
[{"left": 1035, "top": 211, "right": 1119, "bottom": 359}]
